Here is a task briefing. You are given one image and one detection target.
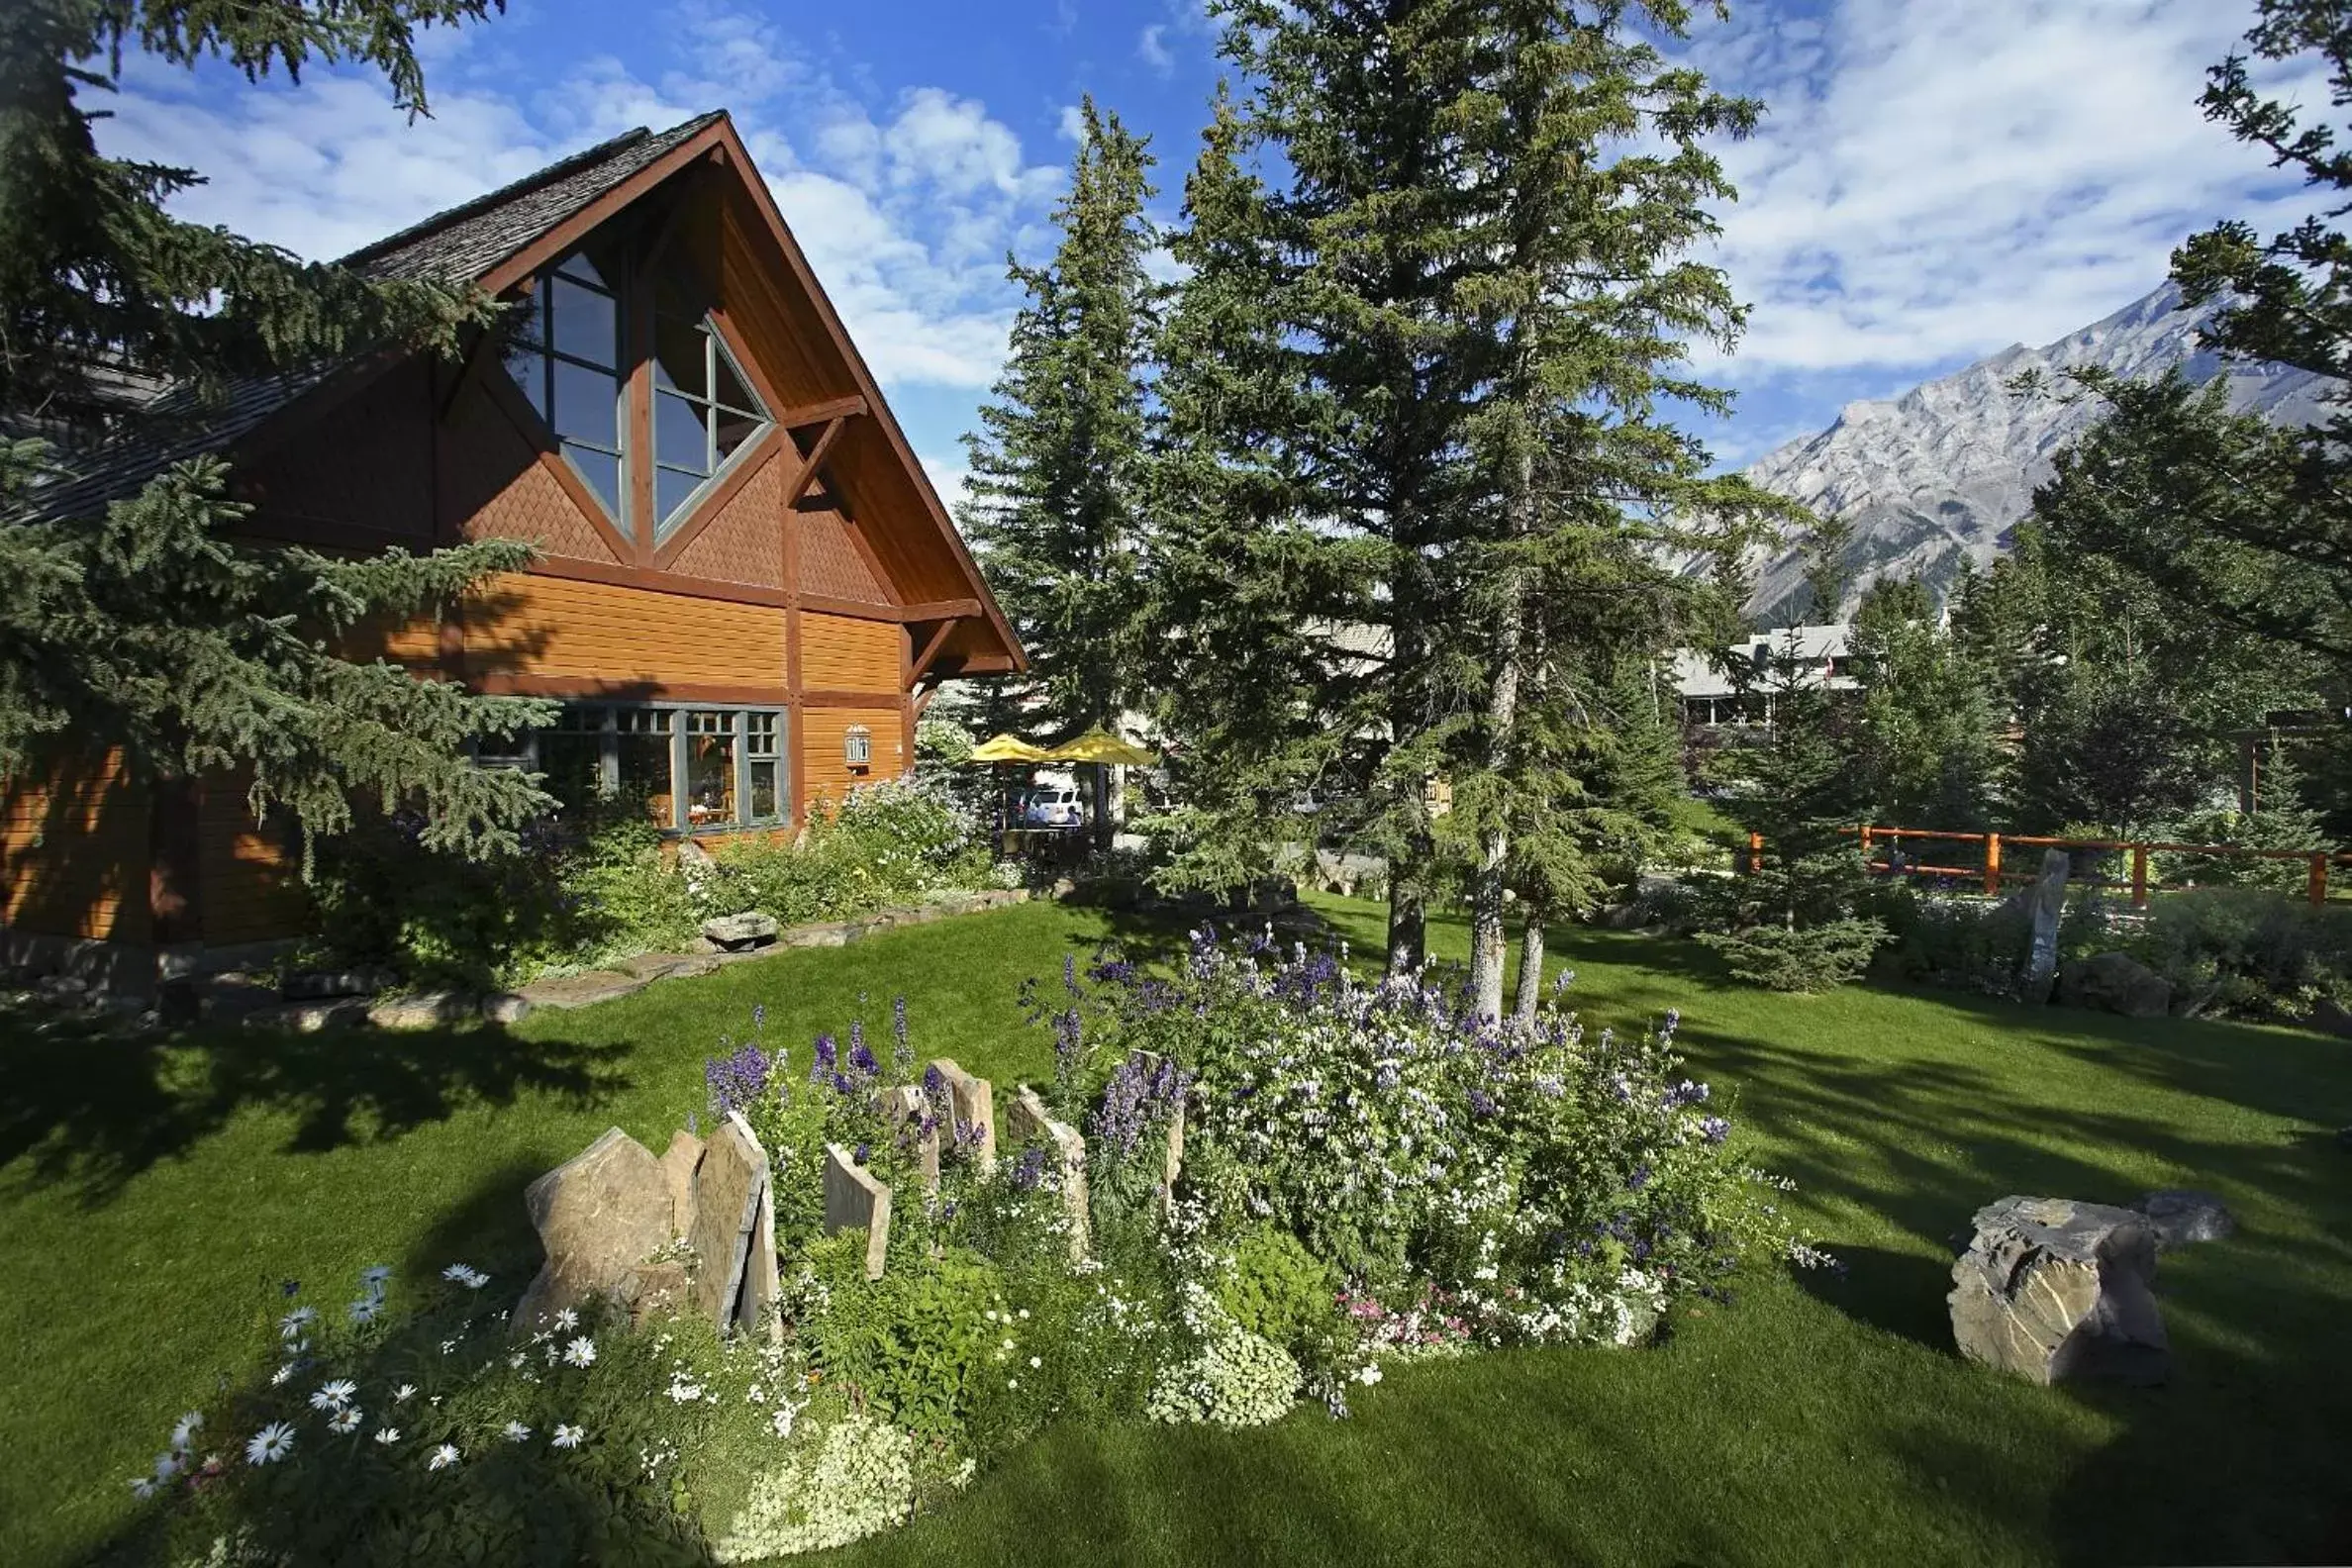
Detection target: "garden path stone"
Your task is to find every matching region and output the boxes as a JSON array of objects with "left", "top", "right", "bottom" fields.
[
  {"left": 659, "top": 1129, "right": 705, "bottom": 1235},
  {"left": 823, "top": 1143, "right": 893, "bottom": 1279},
  {"left": 702, "top": 913, "right": 780, "bottom": 950},
  {"left": 481, "top": 992, "right": 533, "bottom": 1025},
  {"left": 1949, "top": 1195, "right": 2168, "bottom": 1385},
  {"left": 512, "top": 1127, "right": 674, "bottom": 1334},
  {"left": 2137, "top": 1189, "right": 2235, "bottom": 1247},
  {"left": 618, "top": 952, "right": 720, "bottom": 982},
  {"left": 1007, "top": 1086, "right": 1090, "bottom": 1261},
  {"left": 2021, "top": 850, "right": 2071, "bottom": 1004},
  {"left": 929, "top": 1058, "right": 996, "bottom": 1171},
  {"left": 689, "top": 1113, "right": 770, "bottom": 1334},
  {"left": 241, "top": 998, "right": 369, "bottom": 1032},
  {"left": 367, "top": 991, "right": 478, "bottom": 1029},
  {"left": 2059, "top": 951, "right": 2172, "bottom": 1019},
  {"left": 518, "top": 970, "right": 649, "bottom": 1010},
  {"left": 280, "top": 966, "right": 399, "bottom": 1000}
]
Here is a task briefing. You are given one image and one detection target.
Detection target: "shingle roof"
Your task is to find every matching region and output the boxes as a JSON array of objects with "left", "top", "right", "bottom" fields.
[{"left": 19, "top": 112, "right": 725, "bottom": 523}]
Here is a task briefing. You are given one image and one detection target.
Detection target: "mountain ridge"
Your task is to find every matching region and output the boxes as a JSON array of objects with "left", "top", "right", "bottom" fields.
[{"left": 1729, "top": 281, "right": 2332, "bottom": 624}]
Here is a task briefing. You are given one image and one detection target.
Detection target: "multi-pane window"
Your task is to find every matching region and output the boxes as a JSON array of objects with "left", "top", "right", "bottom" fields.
[
  {"left": 651, "top": 279, "right": 773, "bottom": 539},
  {"left": 843, "top": 725, "right": 873, "bottom": 768},
  {"left": 502, "top": 250, "right": 627, "bottom": 518},
  {"left": 745, "top": 713, "right": 780, "bottom": 822},
  {"left": 488, "top": 704, "right": 789, "bottom": 833}
]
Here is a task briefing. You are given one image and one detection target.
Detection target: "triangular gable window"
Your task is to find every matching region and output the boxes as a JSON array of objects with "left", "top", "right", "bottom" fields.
[
  {"left": 650, "top": 292, "right": 772, "bottom": 541},
  {"left": 501, "top": 247, "right": 626, "bottom": 519}
]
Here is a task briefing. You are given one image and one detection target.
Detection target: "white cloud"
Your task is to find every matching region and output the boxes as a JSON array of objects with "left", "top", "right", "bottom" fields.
[
  {"left": 1678, "top": 0, "right": 2312, "bottom": 383},
  {"left": 93, "top": 4, "right": 1063, "bottom": 410},
  {"left": 1058, "top": 103, "right": 1087, "bottom": 143},
  {"left": 920, "top": 450, "right": 973, "bottom": 518},
  {"left": 1138, "top": 24, "right": 1174, "bottom": 76}
]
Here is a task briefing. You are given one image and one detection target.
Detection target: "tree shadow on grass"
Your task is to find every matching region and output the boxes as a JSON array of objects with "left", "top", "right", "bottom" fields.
[
  {"left": 0, "top": 1004, "right": 632, "bottom": 1207},
  {"left": 1795, "top": 1244, "right": 1962, "bottom": 1352}
]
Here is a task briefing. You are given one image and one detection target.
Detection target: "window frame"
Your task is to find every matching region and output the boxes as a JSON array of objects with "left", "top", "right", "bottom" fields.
[
  {"left": 475, "top": 701, "right": 793, "bottom": 834},
  {"left": 650, "top": 314, "right": 775, "bottom": 542},
  {"left": 502, "top": 253, "right": 630, "bottom": 522}
]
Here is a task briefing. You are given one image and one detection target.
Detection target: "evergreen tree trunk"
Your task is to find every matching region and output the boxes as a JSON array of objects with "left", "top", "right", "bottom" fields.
[
  {"left": 1469, "top": 441, "right": 1535, "bottom": 1022},
  {"left": 1513, "top": 910, "right": 1547, "bottom": 1029}
]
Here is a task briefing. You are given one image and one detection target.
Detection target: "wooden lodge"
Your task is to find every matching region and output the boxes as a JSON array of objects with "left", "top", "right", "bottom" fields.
[{"left": 3, "top": 111, "right": 1023, "bottom": 995}]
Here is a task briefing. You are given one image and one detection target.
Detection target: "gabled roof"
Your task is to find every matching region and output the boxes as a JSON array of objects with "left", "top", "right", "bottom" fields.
[{"left": 24, "top": 110, "right": 1022, "bottom": 670}]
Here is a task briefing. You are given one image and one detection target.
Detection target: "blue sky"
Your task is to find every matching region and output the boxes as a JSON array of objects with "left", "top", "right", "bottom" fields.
[{"left": 97, "top": 0, "right": 2312, "bottom": 501}]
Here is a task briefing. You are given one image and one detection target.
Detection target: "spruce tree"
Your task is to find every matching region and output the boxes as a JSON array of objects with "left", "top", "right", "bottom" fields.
[
  {"left": 1842, "top": 576, "right": 2003, "bottom": 830},
  {"left": 960, "top": 98, "right": 1160, "bottom": 844},
  {"left": 0, "top": 1, "right": 555, "bottom": 859}
]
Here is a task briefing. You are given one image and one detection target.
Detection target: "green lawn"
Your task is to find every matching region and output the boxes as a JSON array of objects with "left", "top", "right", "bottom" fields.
[{"left": 4, "top": 896, "right": 2347, "bottom": 1566}]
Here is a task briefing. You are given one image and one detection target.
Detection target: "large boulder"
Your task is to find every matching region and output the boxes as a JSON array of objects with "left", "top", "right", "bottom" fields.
[
  {"left": 512, "top": 1128, "right": 675, "bottom": 1333},
  {"left": 1949, "top": 1196, "right": 2169, "bottom": 1385},
  {"left": 2058, "top": 951, "right": 2173, "bottom": 1019},
  {"left": 701, "top": 913, "right": 780, "bottom": 951},
  {"left": 2137, "top": 1188, "right": 2235, "bottom": 1248}
]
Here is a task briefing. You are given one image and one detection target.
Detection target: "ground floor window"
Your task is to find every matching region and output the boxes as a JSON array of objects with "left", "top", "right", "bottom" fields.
[{"left": 479, "top": 702, "right": 791, "bottom": 833}]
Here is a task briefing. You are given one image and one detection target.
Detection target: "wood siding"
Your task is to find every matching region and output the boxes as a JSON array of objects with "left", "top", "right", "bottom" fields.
[
  {"left": 798, "top": 705, "right": 907, "bottom": 815},
  {"left": 1, "top": 751, "right": 151, "bottom": 943},
  {"left": 443, "top": 378, "right": 623, "bottom": 565},
  {"left": 671, "top": 450, "right": 787, "bottom": 587},
  {"left": 240, "top": 359, "right": 435, "bottom": 540},
  {"left": 463, "top": 573, "right": 787, "bottom": 693},
  {"left": 198, "top": 776, "right": 306, "bottom": 946},
  {"left": 798, "top": 613, "right": 900, "bottom": 694}
]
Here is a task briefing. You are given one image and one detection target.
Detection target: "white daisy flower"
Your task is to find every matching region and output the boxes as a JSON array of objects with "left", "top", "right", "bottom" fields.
[
  {"left": 151, "top": 1452, "right": 181, "bottom": 1482},
  {"left": 393, "top": 1383, "right": 417, "bottom": 1403},
  {"left": 427, "top": 1442, "right": 459, "bottom": 1471},
  {"left": 769, "top": 1408, "right": 795, "bottom": 1439},
  {"left": 169, "top": 1413, "right": 203, "bottom": 1450},
  {"left": 562, "top": 1336, "right": 597, "bottom": 1368},
  {"left": 245, "top": 1422, "right": 295, "bottom": 1466},
  {"left": 1029, "top": 1355, "right": 1041, "bottom": 1369},
  {"left": 269, "top": 1364, "right": 297, "bottom": 1388},
  {"left": 130, "top": 1477, "right": 155, "bottom": 1500},
  {"left": 551, "top": 1423, "right": 585, "bottom": 1449},
  {"left": 347, "top": 1297, "right": 382, "bottom": 1325},
  {"left": 277, "top": 1307, "right": 316, "bottom": 1337},
  {"left": 358, "top": 1264, "right": 393, "bottom": 1291},
  {"left": 552, "top": 1308, "right": 578, "bottom": 1331},
  {"left": 310, "top": 1379, "right": 357, "bottom": 1411},
  {"left": 1018, "top": 1308, "right": 1030, "bottom": 1320},
  {"left": 440, "top": 1262, "right": 476, "bottom": 1285},
  {"left": 373, "top": 1426, "right": 402, "bottom": 1446},
  {"left": 328, "top": 1407, "right": 362, "bottom": 1435},
  {"left": 502, "top": 1421, "right": 531, "bottom": 1442}
]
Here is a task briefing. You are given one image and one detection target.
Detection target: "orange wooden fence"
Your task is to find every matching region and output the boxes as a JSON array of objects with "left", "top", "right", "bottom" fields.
[{"left": 1738, "top": 827, "right": 2352, "bottom": 908}]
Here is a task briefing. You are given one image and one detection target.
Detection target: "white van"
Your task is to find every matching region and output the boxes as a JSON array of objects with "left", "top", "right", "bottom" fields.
[{"left": 1024, "top": 786, "right": 1084, "bottom": 828}]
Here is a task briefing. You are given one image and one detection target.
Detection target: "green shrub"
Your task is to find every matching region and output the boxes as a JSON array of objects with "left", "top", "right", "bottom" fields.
[
  {"left": 2129, "top": 887, "right": 2352, "bottom": 1021},
  {"left": 1880, "top": 890, "right": 2033, "bottom": 995},
  {"left": 705, "top": 775, "right": 994, "bottom": 927},
  {"left": 1215, "top": 1224, "right": 1338, "bottom": 1352},
  {"left": 803, "top": 1236, "right": 1006, "bottom": 1441},
  {"left": 1696, "top": 918, "right": 1889, "bottom": 992}
]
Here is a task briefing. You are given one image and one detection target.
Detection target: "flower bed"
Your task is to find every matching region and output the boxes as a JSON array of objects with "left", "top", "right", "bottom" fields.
[{"left": 128, "top": 929, "right": 1815, "bottom": 1562}]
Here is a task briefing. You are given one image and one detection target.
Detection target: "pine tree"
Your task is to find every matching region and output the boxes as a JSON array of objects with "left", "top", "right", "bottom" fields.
[
  {"left": 0, "top": 1, "right": 555, "bottom": 859},
  {"left": 1800, "top": 513, "right": 1856, "bottom": 623},
  {"left": 960, "top": 98, "right": 1160, "bottom": 844},
  {"left": 1842, "top": 576, "right": 2003, "bottom": 830},
  {"left": 1163, "top": 0, "right": 1788, "bottom": 997}
]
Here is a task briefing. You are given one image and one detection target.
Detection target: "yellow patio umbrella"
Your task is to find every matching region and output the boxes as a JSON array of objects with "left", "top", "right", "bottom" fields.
[
  {"left": 967, "top": 733, "right": 1051, "bottom": 763},
  {"left": 1042, "top": 728, "right": 1158, "bottom": 766}
]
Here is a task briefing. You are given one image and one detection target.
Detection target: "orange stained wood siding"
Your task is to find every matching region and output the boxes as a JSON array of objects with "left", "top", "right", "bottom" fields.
[
  {"left": 671, "top": 451, "right": 786, "bottom": 587},
  {"left": 799, "top": 705, "right": 907, "bottom": 814},
  {"left": 443, "top": 379, "right": 622, "bottom": 565},
  {"left": 198, "top": 775, "right": 306, "bottom": 946},
  {"left": 463, "top": 573, "right": 786, "bottom": 691},
  {"left": 1, "top": 751, "right": 152, "bottom": 942},
  {"left": 798, "top": 613, "right": 902, "bottom": 693}
]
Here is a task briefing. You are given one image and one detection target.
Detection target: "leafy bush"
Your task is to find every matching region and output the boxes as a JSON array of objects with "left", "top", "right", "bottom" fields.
[
  {"left": 2130, "top": 887, "right": 2352, "bottom": 1021},
  {"left": 1879, "top": 889, "right": 2034, "bottom": 996},
  {"left": 1214, "top": 1224, "right": 1338, "bottom": 1352},
  {"left": 703, "top": 776, "right": 994, "bottom": 927}
]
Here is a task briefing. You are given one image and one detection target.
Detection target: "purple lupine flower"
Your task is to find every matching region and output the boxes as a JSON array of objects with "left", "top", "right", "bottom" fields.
[
  {"left": 809, "top": 1032, "right": 837, "bottom": 1084},
  {"left": 706, "top": 1041, "right": 771, "bottom": 1118},
  {"left": 831, "top": 1071, "right": 854, "bottom": 1097},
  {"left": 1700, "top": 1116, "right": 1731, "bottom": 1145},
  {"left": 892, "top": 996, "right": 912, "bottom": 1072},
  {"left": 752, "top": 1003, "right": 767, "bottom": 1033},
  {"left": 1063, "top": 952, "right": 1081, "bottom": 999},
  {"left": 848, "top": 1041, "right": 880, "bottom": 1078},
  {"left": 1009, "top": 1144, "right": 1047, "bottom": 1191},
  {"left": 1626, "top": 1162, "right": 1651, "bottom": 1192},
  {"left": 852, "top": 1142, "right": 871, "bottom": 1165},
  {"left": 1050, "top": 1007, "right": 1083, "bottom": 1087}
]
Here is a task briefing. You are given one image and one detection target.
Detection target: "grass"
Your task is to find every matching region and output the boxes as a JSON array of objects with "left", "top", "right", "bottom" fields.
[{"left": 3, "top": 894, "right": 2347, "bottom": 1566}]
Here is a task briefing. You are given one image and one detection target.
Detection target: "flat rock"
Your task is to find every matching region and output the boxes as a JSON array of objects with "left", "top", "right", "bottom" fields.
[
  {"left": 518, "top": 971, "right": 648, "bottom": 1011},
  {"left": 481, "top": 992, "right": 533, "bottom": 1025},
  {"left": 1949, "top": 1195, "right": 2168, "bottom": 1385},
  {"left": 781, "top": 921, "right": 858, "bottom": 948},
  {"left": 617, "top": 951, "right": 720, "bottom": 982},
  {"left": 688, "top": 1112, "right": 770, "bottom": 1334},
  {"left": 2137, "top": 1189, "right": 2235, "bottom": 1247},
  {"left": 618, "top": 1260, "right": 691, "bottom": 1328},
  {"left": 367, "top": 991, "right": 478, "bottom": 1029},
  {"left": 658, "top": 1128, "right": 705, "bottom": 1235},
  {"left": 280, "top": 966, "right": 399, "bottom": 1001},
  {"left": 2059, "top": 951, "right": 2173, "bottom": 1019},
  {"left": 1007, "top": 1085, "right": 1090, "bottom": 1261},
  {"left": 512, "top": 1128, "right": 675, "bottom": 1334},
  {"left": 243, "top": 998, "right": 369, "bottom": 1032},
  {"left": 701, "top": 913, "right": 780, "bottom": 950},
  {"left": 822, "top": 1143, "right": 893, "bottom": 1280}
]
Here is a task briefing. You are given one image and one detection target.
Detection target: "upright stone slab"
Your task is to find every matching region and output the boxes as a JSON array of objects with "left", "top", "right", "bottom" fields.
[
  {"left": 658, "top": 1129, "right": 705, "bottom": 1236},
  {"left": 875, "top": 1084, "right": 941, "bottom": 1191},
  {"left": 929, "top": 1057, "right": 997, "bottom": 1171},
  {"left": 1130, "top": 1049, "right": 1187, "bottom": 1218},
  {"left": 1949, "top": 1195, "right": 2168, "bottom": 1385},
  {"left": 736, "top": 1177, "right": 782, "bottom": 1340},
  {"left": 688, "top": 1112, "right": 769, "bottom": 1335},
  {"left": 1007, "top": 1085, "right": 1091, "bottom": 1261},
  {"left": 823, "top": 1144, "right": 893, "bottom": 1280},
  {"left": 2021, "top": 850, "right": 2071, "bottom": 1004},
  {"left": 511, "top": 1127, "right": 673, "bottom": 1333}
]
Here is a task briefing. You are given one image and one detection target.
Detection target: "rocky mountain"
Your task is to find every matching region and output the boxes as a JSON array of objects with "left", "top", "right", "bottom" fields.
[{"left": 1729, "top": 281, "right": 2333, "bottom": 625}]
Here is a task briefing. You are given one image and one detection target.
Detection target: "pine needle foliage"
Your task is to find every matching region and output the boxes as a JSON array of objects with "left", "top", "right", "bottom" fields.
[{"left": 0, "top": 1, "right": 555, "bottom": 861}]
